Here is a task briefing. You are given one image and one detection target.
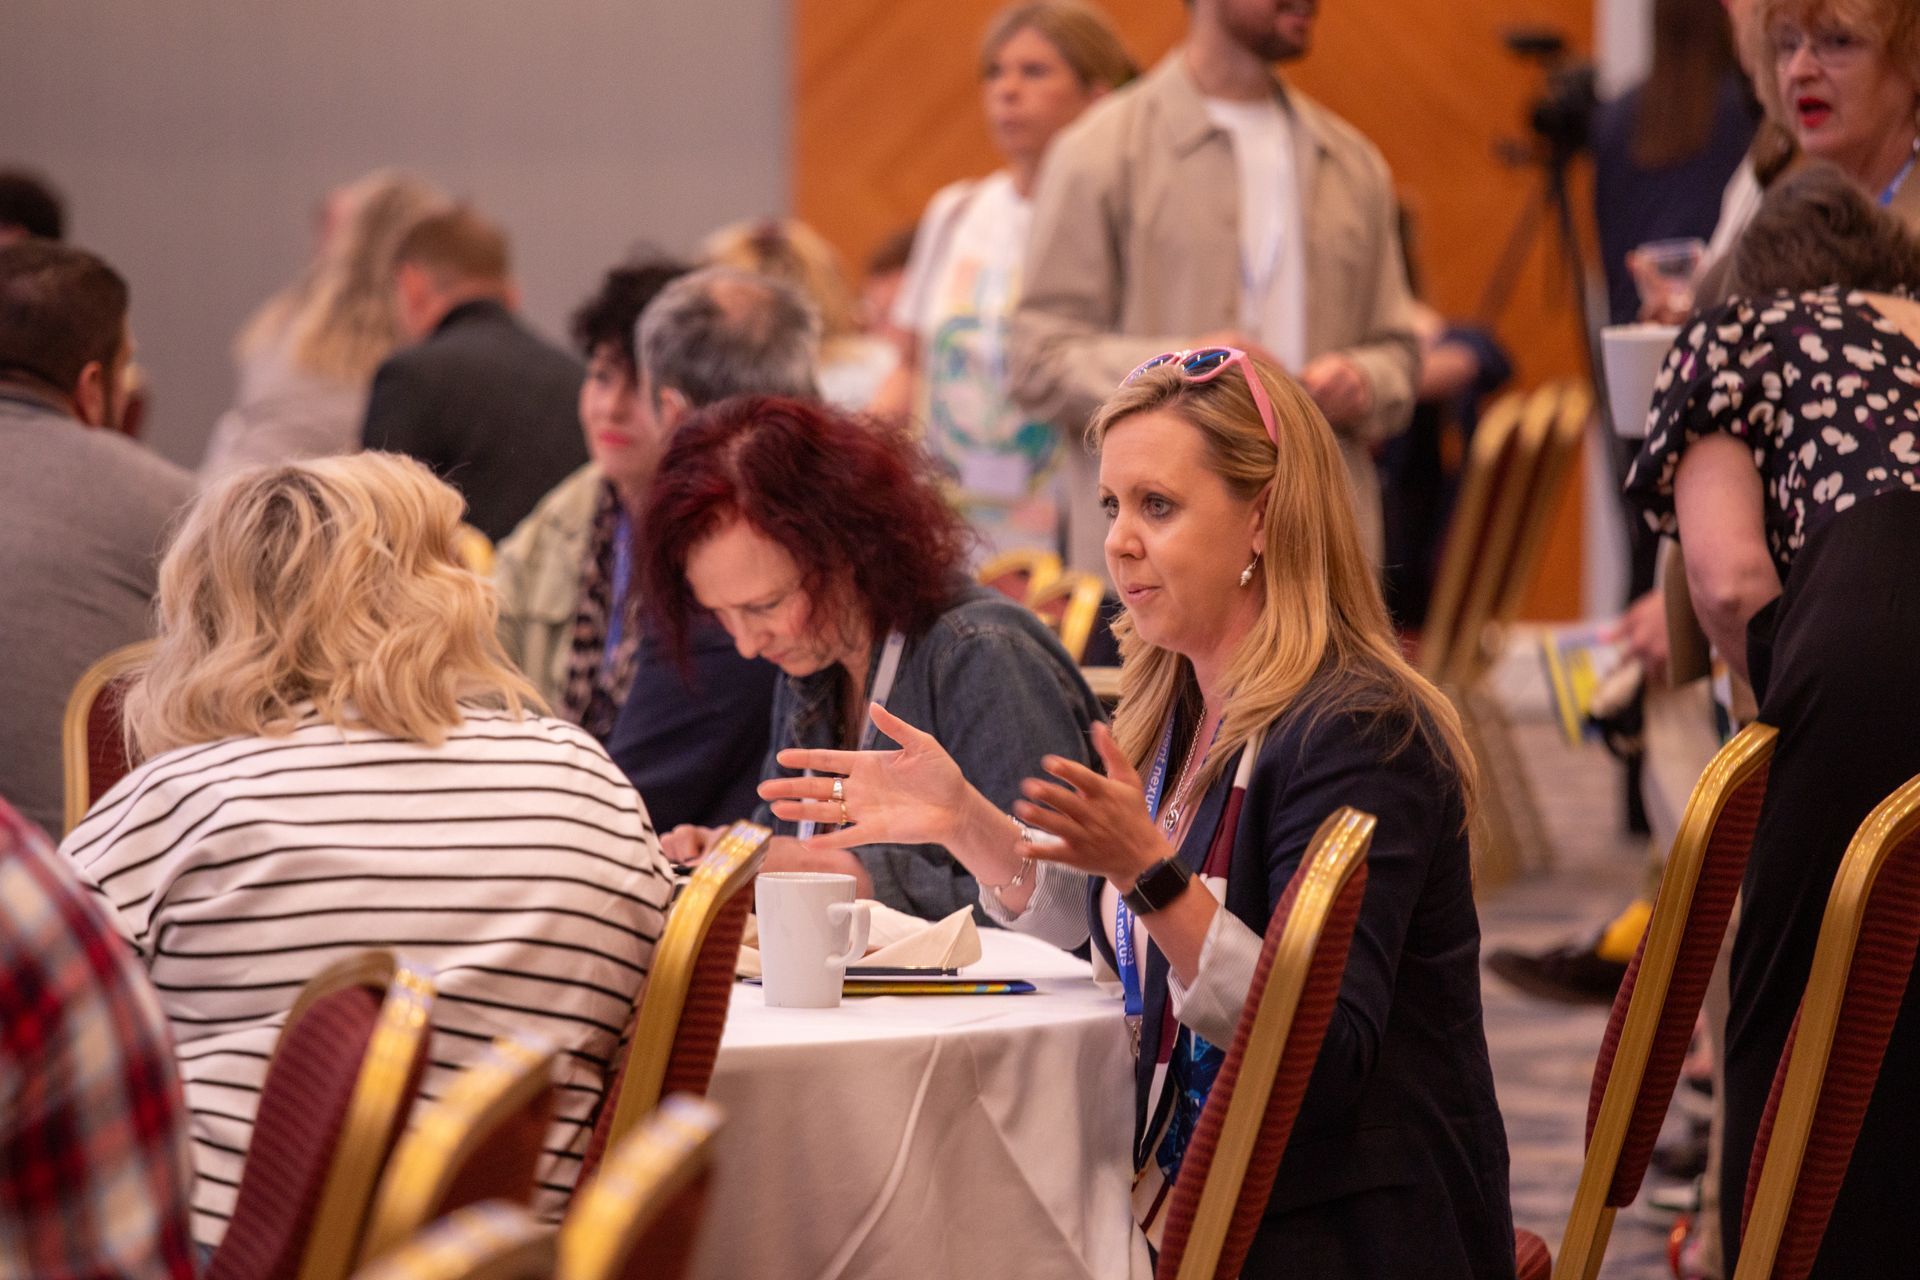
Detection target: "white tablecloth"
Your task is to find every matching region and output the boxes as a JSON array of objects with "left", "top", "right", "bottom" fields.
[{"left": 691, "top": 929, "right": 1149, "bottom": 1280}]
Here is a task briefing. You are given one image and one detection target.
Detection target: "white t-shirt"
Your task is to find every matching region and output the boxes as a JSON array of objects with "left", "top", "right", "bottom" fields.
[
  {"left": 1202, "top": 96, "right": 1308, "bottom": 373},
  {"left": 893, "top": 171, "right": 1062, "bottom": 558}
]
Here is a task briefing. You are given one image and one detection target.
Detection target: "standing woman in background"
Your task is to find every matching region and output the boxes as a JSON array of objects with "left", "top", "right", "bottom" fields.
[
  {"left": 879, "top": 1, "right": 1135, "bottom": 561},
  {"left": 200, "top": 169, "right": 446, "bottom": 480}
]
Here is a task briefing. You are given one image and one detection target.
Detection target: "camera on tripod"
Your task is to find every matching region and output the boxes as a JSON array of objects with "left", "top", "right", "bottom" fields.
[{"left": 1504, "top": 27, "right": 1598, "bottom": 166}]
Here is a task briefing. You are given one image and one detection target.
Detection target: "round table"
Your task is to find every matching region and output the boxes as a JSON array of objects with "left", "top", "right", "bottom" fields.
[{"left": 690, "top": 929, "right": 1149, "bottom": 1280}]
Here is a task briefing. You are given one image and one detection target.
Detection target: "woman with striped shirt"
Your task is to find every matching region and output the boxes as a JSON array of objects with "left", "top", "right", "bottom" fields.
[{"left": 60, "top": 453, "right": 674, "bottom": 1250}]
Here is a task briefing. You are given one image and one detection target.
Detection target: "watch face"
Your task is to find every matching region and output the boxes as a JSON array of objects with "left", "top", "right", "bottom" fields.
[{"left": 1127, "top": 856, "right": 1192, "bottom": 914}]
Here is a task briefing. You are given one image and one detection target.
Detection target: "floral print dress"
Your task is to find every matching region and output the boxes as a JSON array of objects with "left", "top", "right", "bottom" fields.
[{"left": 1625, "top": 285, "right": 1920, "bottom": 580}]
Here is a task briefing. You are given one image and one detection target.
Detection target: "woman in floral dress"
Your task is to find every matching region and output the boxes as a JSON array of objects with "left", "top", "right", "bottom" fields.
[{"left": 1626, "top": 166, "right": 1920, "bottom": 1275}]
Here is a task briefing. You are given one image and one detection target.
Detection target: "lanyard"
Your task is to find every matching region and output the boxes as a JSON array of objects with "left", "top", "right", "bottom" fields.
[
  {"left": 1881, "top": 141, "right": 1919, "bottom": 208},
  {"left": 1116, "top": 715, "right": 1182, "bottom": 1022},
  {"left": 602, "top": 510, "right": 634, "bottom": 667},
  {"left": 797, "top": 631, "right": 907, "bottom": 841}
]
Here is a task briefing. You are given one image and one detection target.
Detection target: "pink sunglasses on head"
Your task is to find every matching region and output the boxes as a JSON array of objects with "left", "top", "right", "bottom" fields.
[{"left": 1123, "top": 346, "right": 1279, "bottom": 444}]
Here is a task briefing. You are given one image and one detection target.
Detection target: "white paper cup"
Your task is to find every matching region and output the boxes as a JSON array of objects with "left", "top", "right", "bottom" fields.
[
  {"left": 755, "top": 873, "right": 871, "bottom": 1009},
  {"left": 1601, "top": 323, "right": 1680, "bottom": 440}
]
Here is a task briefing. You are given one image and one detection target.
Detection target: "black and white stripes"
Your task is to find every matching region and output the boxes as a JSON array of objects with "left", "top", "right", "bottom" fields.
[{"left": 61, "top": 708, "right": 673, "bottom": 1249}]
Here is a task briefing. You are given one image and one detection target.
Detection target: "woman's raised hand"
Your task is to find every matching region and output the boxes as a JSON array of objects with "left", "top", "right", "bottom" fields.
[
  {"left": 1015, "top": 722, "right": 1166, "bottom": 888},
  {"left": 758, "top": 702, "right": 989, "bottom": 853}
]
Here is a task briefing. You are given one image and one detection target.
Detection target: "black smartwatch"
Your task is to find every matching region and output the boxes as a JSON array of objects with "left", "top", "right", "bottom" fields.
[{"left": 1122, "top": 856, "right": 1193, "bottom": 916}]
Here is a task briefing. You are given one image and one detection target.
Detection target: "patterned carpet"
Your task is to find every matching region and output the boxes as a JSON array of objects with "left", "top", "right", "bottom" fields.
[{"left": 1477, "top": 684, "right": 1693, "bottom": 1278}]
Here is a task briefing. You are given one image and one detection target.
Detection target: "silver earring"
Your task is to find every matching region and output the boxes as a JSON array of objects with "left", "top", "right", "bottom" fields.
[{"left": 1239, "top": 556, "right": 1259, "bottom": 587}]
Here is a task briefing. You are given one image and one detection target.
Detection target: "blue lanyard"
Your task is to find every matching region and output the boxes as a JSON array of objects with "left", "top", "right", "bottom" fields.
[
  {"left": 1116, "top": 716, "right": 1181, "bottom": 1021},
  {"left": 603, "top": 510, "right": 634, "bottom": 665},
  {"left": 1881, "top": 142, "right": 1919, "bottom": 208}
]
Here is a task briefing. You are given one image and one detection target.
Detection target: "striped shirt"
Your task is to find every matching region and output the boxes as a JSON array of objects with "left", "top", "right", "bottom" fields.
[{"left": 59, "top": 708, "right": 674, "bottom": 1249}]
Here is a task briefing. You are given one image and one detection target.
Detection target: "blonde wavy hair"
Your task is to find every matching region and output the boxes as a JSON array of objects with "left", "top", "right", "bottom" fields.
[
  {"left": 701, "top": 218, "right": 861, "bottom": 344},
  {"left": 126, "top": 453, "right": 541, "bottom": 757},
  {"left": 1743, "top": 0, "right": 1920, "bottom": 142},
  {"left": 239, "top": 169, "right": 448, "bottom": 383},
  {"left": 1090, "top": 356, "right": 1476, "bottom": 806}
]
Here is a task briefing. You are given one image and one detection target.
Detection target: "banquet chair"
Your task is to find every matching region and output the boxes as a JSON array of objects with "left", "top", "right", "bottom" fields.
[
  {"left": 208, "top": 949, "right": 438, "bottom": 1280},
  {"left": 1550, "top": 723, "right": 1778, "bottom": 1280},
  {"left": 580, "top": 821, "right": 771, "bottom": 1178},
  {"left": 1733, "top": 772, "right": 1920, "bottom": 1280},
  {"left": 558, "top": 1094, "right": 723, "bottom": 1280},
  {"left": 60, "top": 638, "right": 153, "bottom": 833},
  {"left": 1029, "top": 570, "right": 1105, "bottom": 662},
  {"left": 1154, "top": 807, "right": 1374, "bottom": 1280},
  {"left": 453, "top": 523, "right": 495, "bottom": 576},
  {"left": 1421, "top": 381, "right": 1589, "bottom": 887},
  {"left": 350, "top": 1202, "right": 553, "bottom": 1280},
  {"left": 359, "top": 1035, "right": 557, "bottom": 1264},
  {"left": 977, "top": 548, "right": 1062, "bottom": 606}
]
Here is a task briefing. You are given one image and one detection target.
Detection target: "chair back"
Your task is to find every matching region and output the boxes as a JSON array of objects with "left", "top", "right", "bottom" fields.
[
  {"left": 1734, "top": 774, "right": 1920, "bottom": 1280},
  {"left": 1422, "top": 382, "right": 1585, "bottom": 690},
  {"left": 558, "top": 1094, "right": 723, "bottom": 1280},
  {"left": 1028, "top": 571, "right": 1106, "bottom": 662},
  {"left": 1156, "top": 808, "right": 1375, "bottom": 1280},
  {"left": 976, "top": 548, "right": 1062, "bottom": 606},
  {"left": 208, "top": 950, "right": 436, "bottom": 1280},
  {"left": 60, "top": 639, "right": 153, "bottom": 834},
  {"left": 581, "top": 822, "right": 771, "bottom": 1177},
  {"left": 452, "top": 523, "right": 495, "bottom": 576},
  {"left": 1552, "top": 723, "right": 1778, "bottom": 1280},
  {"left": 350, "top": 1202, "right": 553, "bottom": 1280},
  {"left": 360, "top": 1036, "right": 557, "bottom": 1264}
]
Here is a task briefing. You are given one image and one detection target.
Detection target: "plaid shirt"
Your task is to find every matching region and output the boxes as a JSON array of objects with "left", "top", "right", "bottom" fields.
[{"left": 0, "top": 798, "right": 195, "bottom": 1280}]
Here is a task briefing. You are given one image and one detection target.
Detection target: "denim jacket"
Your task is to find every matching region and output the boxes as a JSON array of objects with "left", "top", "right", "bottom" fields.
[{"left": 753, "top": 582, "right": 1106, "bottom": 921}]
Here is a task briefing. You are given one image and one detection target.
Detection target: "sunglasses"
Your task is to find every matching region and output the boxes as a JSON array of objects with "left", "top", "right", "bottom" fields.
[{"left": 1123, "top": 347, "right": 1279, "bottom": 444}]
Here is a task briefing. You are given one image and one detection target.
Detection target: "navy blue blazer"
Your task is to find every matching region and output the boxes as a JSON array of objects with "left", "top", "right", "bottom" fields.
[{"left": 1092, "top": 683, "right": 1515, "bottom": 1278}]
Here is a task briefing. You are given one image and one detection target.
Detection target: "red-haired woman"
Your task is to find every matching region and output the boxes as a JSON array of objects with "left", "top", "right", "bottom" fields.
[{"left": 642, "top": 395, "right": 1105, "bottom": 920}]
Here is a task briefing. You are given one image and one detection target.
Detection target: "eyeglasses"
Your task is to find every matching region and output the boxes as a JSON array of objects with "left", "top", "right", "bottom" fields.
[
  {"left": 1123, "top": 347, "right": 1279, "bottom": 444},
  {"left": 1770, "top": 24, "right": 1872, "bottom": 68}
]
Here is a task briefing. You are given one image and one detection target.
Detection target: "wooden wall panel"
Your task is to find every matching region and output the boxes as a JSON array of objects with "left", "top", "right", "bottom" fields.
[{"left": 795, "top": 0, "right": 1595, "bottom": 620}]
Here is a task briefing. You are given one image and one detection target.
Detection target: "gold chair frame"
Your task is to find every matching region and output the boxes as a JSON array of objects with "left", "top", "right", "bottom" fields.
[
  {"left": 1030, "top": 571, "right": 1106, "bottom": 663},
  {"left": 1733, "top": 773, "right": 1920, "bottom": 1280},
  {"left": 601, "top": 822, "right": 771, "bottom": 1152},
  {"left": 359, "top": 1036, "right": 557, "bottom": 1264},
  {"left": 976, "top": 548, "right": 1063, "bottom": 606},
  {"left": 558, "top": 1094, "right": 724, "bottom": 1280},
  {"left": 1173, "top": 807, "right": 1376, "bottom": 1280},
  {"left": 351, "top": 1202, "right": 553, "bottom": 1280},
  {"left": 60, "top": 638, "right": 154, "bottom": 834},
  {"left": 295, "top": 950, "right": 439, "bottom": 1280},
  {"left": 1554, "top": 723, "right": 1779, "bottom": 1280}
]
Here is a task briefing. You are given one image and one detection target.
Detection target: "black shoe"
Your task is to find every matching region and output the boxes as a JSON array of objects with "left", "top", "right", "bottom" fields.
[
  {"left": 1485, "top": 942, "right": 1628, "bottom": 1006},
  {"left": 1650, "top": 1121, "right": 1711, "bottom": 1182}
]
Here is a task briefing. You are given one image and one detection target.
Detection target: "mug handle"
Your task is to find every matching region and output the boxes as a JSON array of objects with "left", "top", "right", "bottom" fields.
[{"left": 825, "top": 900, "right": 871, "bottom": 969}]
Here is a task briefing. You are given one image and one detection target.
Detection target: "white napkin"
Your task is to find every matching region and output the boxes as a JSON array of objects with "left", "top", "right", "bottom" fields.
[{"left": 736, "top": 902, "right": 982, "bottom": 979}]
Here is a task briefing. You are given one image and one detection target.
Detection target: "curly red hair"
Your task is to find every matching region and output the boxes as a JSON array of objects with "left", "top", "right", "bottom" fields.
[{"left": 641, "top": 395, "right": 973, "bottom": 659}]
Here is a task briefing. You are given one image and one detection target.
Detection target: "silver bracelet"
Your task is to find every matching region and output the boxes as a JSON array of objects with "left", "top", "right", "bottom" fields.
[{"left": 980, "top": 814, "right": 1038, "bottom": 892}]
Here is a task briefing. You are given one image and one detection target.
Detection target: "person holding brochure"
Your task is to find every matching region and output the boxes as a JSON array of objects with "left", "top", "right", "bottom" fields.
[{"left": 759, "top": 349, "right": 1513, "bottom": 1275}]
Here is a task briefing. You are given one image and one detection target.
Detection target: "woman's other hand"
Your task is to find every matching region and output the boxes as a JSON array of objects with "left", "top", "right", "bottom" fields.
[
  {"left": 661, "top": 824, "right": 722, "bottom": 866},
  {"left": 1015, "top": 722, "right": 1166, "bottom": 889}
]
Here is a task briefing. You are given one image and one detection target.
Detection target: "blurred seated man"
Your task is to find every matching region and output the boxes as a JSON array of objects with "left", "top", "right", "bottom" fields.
[
  {"left": 360, "top": 205, "right": 587, "bottom": 540},
  {"left": 493, "top": 254, "right": 690, "bottom": 722},
  {"left": 0, "top": 796, "right": 196, "bottom": 1280},
  {"left": 0, "top": 241, "right": 195, "bottom": 836},
  {"left": 601, "top": 266, "right": 822, "bottom": 827}
]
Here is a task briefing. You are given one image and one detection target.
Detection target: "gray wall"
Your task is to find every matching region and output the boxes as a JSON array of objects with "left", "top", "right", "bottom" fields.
[{"left": 0, "top": 1, "right": 790, "bottom": 467}]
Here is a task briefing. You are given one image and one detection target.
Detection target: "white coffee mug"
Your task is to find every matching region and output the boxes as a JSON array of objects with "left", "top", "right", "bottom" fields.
[{"left": 755, "top": 872, "right": 872, "bottom": 1008}]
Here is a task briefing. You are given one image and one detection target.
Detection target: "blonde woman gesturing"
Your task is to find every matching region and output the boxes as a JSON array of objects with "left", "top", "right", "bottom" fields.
[{"left": 761, "top": 350, "right": 1514, "bottom": 1278}]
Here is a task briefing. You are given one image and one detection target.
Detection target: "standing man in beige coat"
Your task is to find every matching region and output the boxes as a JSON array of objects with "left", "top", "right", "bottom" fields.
[{"left": 1010, "top": 0, "right": 1418, "bottom": 571}]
